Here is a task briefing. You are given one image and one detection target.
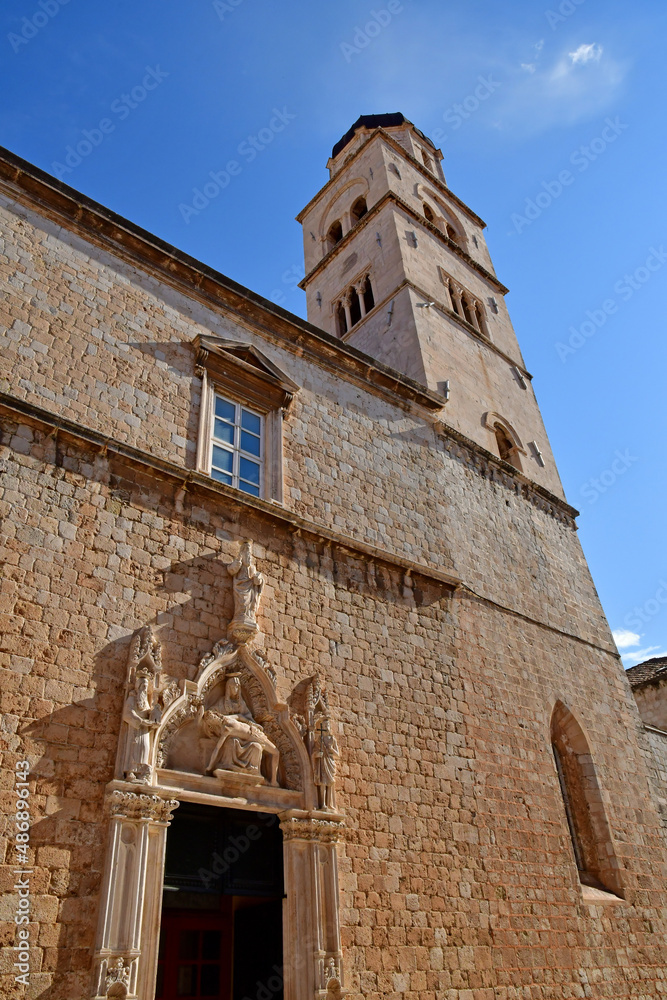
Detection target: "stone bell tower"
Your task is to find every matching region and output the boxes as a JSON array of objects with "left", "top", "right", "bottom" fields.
[{"left": 297, "top": 112, "right": 565, "bottom": 498}]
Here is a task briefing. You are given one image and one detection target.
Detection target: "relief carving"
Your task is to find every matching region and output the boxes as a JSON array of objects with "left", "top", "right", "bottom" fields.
[
  {"left": 290, "top": 676, "right": 341, "bottom": 811},
  {"left": 107, "top": 789, "right": 179, "bottom": 824},
  {"left": 226, "top": 540, "right": 264, "bottom": 643},
  {"left": 201, "top": 672, "right": 280, "bottom": 784},
  {"left": 104, "top": 957, "right": 131, "bottom": 997},
  {"left": 120, "top": 626, "right": 182, "bottom": 784}
]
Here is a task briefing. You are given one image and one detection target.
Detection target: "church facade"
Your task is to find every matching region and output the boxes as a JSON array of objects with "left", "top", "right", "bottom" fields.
[{"left": 1, "top": 114, "right": 666, "bottom": 1000}]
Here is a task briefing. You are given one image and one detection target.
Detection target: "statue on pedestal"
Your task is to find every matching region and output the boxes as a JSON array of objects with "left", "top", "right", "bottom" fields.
[{"left": 226, "top": 541, "right": 264, "bottom": 643}]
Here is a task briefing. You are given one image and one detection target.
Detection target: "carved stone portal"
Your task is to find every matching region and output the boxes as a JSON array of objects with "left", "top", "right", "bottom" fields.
[{"left": 100, "top": 624, "right": 345, "bottom": 1000}]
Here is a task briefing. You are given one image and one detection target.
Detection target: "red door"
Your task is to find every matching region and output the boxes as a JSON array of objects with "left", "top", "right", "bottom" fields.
[{"left": 156, "top": 904, "right": 233, "bottom": 1000}]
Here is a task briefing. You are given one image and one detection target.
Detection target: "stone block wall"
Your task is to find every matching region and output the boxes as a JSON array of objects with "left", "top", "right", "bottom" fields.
[{"left": 1, "top": 166, "right": 667, "bottom": 999}]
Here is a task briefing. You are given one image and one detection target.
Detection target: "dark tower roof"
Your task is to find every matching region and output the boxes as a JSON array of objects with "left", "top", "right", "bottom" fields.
[{"left": 331, "top": 113, "right": 436, "bottom": 159}]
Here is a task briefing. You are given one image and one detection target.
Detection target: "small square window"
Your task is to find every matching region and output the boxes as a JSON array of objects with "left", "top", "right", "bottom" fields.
[{"left": 210, "top": 394, "right": 264, "bottom": 497}]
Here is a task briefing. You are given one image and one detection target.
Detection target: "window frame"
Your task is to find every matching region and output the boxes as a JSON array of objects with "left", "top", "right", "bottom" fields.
[
  {"left": 194, "top": 336, "right": 300, "bottom": 505},
  {"left": 209, "top": 393, "right": 265, "bottom": 498}
]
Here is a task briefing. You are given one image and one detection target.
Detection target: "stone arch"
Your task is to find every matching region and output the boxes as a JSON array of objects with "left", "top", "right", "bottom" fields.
[
  {"left": 154, "top": 640, "right": 315, "bottom": 803},
  {"left": 550, "top": 700, "right": 623, "bottom": 896},
  {"left": 319, "top": 177, "right": 370, "bottom": 246},
  {"left": 482, "top": 411, "right": 526, "bottom": 470},
  {"left": 415, "top": 182, "right": 467, "bottom": 248}
]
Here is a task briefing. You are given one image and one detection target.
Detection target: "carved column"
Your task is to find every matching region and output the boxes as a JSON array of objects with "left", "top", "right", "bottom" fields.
[
  {"left": 342, "top": 295, "right": 353, "bottom": 333},
  {"left": 357, "top": 285, "right": 367, "bottom": 318},
  {"left": 450, "top": 284, "right": 464, "bottom": 319},
  {"left": 91, "top": 790, "right": 179, "bottom": 1000},
  {"left": 279, "top": 815, "right": 344, "bottom": 1000}
]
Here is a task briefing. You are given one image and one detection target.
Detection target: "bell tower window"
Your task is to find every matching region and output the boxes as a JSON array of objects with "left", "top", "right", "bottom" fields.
[
  {"left": 335, "top": 301, "right": 348, "bottom": 337},
  {"left": 423, "top": 202, "right": 435, "bottom": 224},
  {"left": 351, "top": 197, "right": 368, "bottom": 222},
  {"left": 362, "top": 276, "right": 375, "bottom": 313},
  {"left": 327, "top": 220, "right": 343, "bottom": 250},
  {"left": 494, "top": 423, "right": 522, "bottom": 471},
  {"left": 349, "top": 287, "right": 362, "bottom": 326}
]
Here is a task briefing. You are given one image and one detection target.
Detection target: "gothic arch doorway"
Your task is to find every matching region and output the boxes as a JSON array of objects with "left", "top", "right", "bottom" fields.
[{"left": 91, "top": 620, "right": 344, "bottom": 1000}]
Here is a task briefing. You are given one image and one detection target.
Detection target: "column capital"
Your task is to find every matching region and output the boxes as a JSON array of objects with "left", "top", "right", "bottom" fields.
[
  {"left": 107, "top": 789, "right": 179, "bottom": 824},
  {"left": 279, "top": 813, "right": 345, "bottom": 843}
]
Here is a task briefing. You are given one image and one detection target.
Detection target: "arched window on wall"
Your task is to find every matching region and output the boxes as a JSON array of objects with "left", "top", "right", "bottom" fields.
[
  {"left": 349, "top": 287, "right": 362, "bottom": 326},
  {"left": 361, "top": 276, "right": 375, "bottom": 313},
  {"left": 551, "top": 702, "right": 623, "bottom": 896},
  {"left": 423, "top": 202, "right": 436, "bottom": 225},
  {"left": 350, "top": 197, "right": 368, "bottom": 223},
  {"left": 327, "top": 220, "right": 343, "bottom": 250},
  {"left": 335, "top": 301, "right": 348, "bottom": 337},
  {"left": 421, "top": 149, "right": 435, "bottom": 172},
  {"left": 494, "top": 424, "right": 522, "bottom": 471},
  {"left": 446, "top": 222, "right": 461, "bottom": 247}
]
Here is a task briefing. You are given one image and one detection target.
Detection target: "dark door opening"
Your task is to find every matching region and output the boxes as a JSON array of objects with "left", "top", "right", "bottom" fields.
[{"left": 156, "top": 805, "right": 284, "bottom": 1000}]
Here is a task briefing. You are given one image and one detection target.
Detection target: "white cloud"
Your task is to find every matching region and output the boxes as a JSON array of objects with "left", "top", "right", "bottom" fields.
[
  {"left": 570, "top": 43, "right": 603, "bottom": 65},
  {"left": 622, "top": 646, "right": 667, "bottom": 667},
  {"left": 491, "top": 40, "right": 627, "bottom": 137},
  {"left": 612, "top": 629, "right": 641, "bottom": 650}
]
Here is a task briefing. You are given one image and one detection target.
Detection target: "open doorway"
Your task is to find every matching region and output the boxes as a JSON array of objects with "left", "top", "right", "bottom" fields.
[{"left": 156, "top": 804, "right": 284, "bottom": 1000}]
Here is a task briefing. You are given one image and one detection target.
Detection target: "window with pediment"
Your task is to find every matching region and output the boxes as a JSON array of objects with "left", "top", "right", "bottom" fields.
[{"left": 194, "top": 336, "right": 299, "bottom": 503}]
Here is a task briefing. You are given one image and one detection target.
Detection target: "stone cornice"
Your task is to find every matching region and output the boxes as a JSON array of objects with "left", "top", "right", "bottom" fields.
[
  {"left": 0, "top": 391, "right": 462, "bottom": 589},
  {"left": 0, "top": 389, "right": 578, "bottom": 564},
  {"left": 296, "top": 128, "right": 487, "bottom": 229},
  {"left": 300, "top": 188, "right": 508, "bottom": 295},
  {"left": 0, "top": 146, "right": 445, "bottom": 416}
]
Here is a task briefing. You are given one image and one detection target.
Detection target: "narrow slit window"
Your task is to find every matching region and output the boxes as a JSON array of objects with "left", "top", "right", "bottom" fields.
[
  {"left": 211, "top": 395, "right": 263, "bottom": 498},
  {"left": 362, "top": 276, "right": 375, "bottom": 313}
]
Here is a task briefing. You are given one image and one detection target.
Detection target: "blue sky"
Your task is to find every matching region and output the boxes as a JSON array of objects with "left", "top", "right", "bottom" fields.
[{"left": 2, "top": 0, "right": 666, "bottom": 667}]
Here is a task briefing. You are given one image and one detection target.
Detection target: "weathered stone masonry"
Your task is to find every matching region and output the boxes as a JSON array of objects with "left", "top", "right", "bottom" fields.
[{"left": 1, "top": 126, "right": 667, "bottom": 1000}]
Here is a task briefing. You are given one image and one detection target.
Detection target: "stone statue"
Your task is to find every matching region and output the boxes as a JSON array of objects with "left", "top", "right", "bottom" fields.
[
  {"left": 201, "top": 674, "right": 279, "bottom": 785},
  {"left": 313, "top": 716, "right": 339, "bottom": 811},
  {"left": 226, "top": 541, "right": 264, "bottom": 643},
  {"left": 123, "top": 664, "right": 161, "bottom": 783}
]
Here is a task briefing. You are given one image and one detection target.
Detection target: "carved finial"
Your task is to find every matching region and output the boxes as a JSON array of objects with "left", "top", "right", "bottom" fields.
[{"left": 225, "top": 540, "right": 264, "bottom": 644}]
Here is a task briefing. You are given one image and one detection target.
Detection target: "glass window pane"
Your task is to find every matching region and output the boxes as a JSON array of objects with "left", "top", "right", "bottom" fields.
[
  {"left": 200, "top": 964, "right": 221, "bottom": 996},
  {"left": 212, "top": 446, "right": 233, "bottom": 474},
  {"left": 239, "top": 458, "right": 260, "bottom": 486},
  {"left": 241, "top": 409, "right": 261, "bottom": 435},
  {"left": 202, "top": 930, "right": 221, "bottom": 960},
  {"left": 179, "top": 930, "right": 199, "bottom": 960},
  {"left": 213, "top": 419, "right": 234, "bottom": 445},
  {"left": 240, "top": 430, "right": 261, "bottom": 456},
  {"left": 215, "top": 397, "right": 235, "bottom": 422},
  {"left": 177, "top": 964, "right": 198, "bottom": 996},
  {"left": 239, "top": 481, "right": 260, "bottom": 497},
  {"left": 211, "top": 469, "right": 233, "bottom": 486}
]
